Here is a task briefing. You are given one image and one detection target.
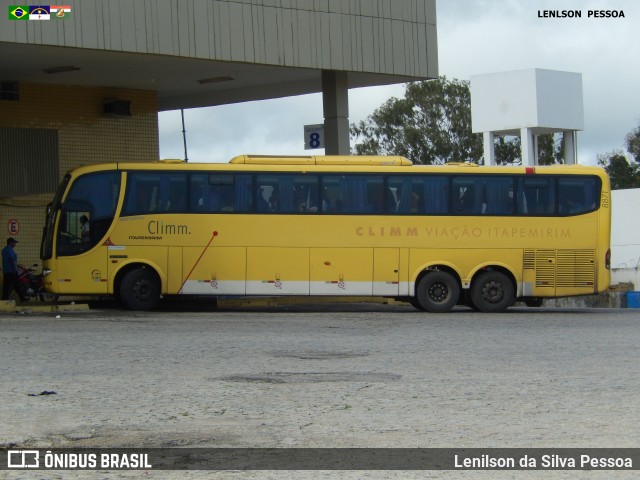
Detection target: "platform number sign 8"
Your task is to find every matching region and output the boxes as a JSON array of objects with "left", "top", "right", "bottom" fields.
[
  {"left": 304, "top": 124, "right": 325, "bottom": 150},
  {"left": 309, "top": 132, "right": 321, "bottom": 148}
]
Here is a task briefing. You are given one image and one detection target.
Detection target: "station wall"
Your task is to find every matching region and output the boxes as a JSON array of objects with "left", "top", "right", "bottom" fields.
[{"left": 0, "top": 83, "right": 158, "bottom": 267}]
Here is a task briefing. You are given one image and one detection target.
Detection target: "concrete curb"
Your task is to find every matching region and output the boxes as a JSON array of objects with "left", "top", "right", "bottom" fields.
[
  {"left": 217, "top": 296, "right": 406, "bottom": 308},
  {"left": 0, "top": 300, "right": 89, "bottom": 314}
]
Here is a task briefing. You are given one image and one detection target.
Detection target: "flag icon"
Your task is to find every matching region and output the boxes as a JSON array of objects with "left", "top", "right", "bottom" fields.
[
  {"left": 51, "top": 5, "right": 72, "bottom": 19},
  {"left": 29, "top": 5, "right": 50, "bottom": 20},
  {"left": 8, "top": 5, "right": 29, "bottom": 20}
]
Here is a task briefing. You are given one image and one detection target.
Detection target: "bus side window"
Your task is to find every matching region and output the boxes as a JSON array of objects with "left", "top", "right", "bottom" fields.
[
  {"left": 255, "top": 174, "right": 319, "bottom": 214},
  {"left": 321, "top": 178, "right": 344, "bottom": 213},
  {"left": 124, "top": 173, "right": 151, "bottom": 215},
  {"left": 256, "top": 176, "right": 276, "bottom": 212},
  {"left": 192, "top": 174, "right": 233, "bottom": 213},
  {"left": 453, "top": 178, "right": 481, "bottom": 214},
  {"left": 190, "top": 174, "right": 209, "bottom": 211},
  {"left": 388, "top": 177, "right": 410, "bottom": 213},
  {"left": 234, "top": 175, "right": 253, "bottom": 212},
  {"left": 484, "top": 177, "right": 514, "bottom": 214},
  {"left": 558, "top": 177, "right": 599, "bottom": 215},
  {"left": 325, "top": 175, "right": 383, "bottom": 214},
  {"left": 517, "top": 177, "right": 555, "bottom": 215},
  {"left": 390, "top": 176, "right": 449, "bottom": 215},
  {"left": 423, "top": 177, "right": 449, "bottom": 214},
  {"left": 367, "top": 179, "right": 385, "bottom": 213}
]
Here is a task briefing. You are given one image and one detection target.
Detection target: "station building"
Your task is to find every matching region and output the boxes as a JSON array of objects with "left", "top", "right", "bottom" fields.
[{"left": 0, "top": 0, "right": 438, "bottom": 271}]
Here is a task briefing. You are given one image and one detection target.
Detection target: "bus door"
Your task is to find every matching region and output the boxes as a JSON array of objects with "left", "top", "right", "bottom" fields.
[
  {"left": 54, "top": 170, "right": 121, "bottom": 294},
  {"left": 55, "top": 200, "right": 110, "bottom": 294}
]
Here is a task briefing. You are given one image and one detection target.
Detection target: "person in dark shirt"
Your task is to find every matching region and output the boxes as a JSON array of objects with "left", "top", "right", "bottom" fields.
[{"left": 2, "top": 237, "right": 21, "bottom": 301}]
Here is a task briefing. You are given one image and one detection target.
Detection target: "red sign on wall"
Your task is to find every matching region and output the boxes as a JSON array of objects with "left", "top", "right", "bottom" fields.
[{"left": 8, "top": 219, "right": 19, "bottom": 236}]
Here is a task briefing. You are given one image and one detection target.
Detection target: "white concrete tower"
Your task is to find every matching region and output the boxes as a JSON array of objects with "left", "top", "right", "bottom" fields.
[{"left": 470, "top": 69, "right": 584, "bottom": 165}]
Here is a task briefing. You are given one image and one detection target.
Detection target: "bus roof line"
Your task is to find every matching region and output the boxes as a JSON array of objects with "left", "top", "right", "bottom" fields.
[{"left": 229, "top": 155, "right": 413, "bottom": 166}]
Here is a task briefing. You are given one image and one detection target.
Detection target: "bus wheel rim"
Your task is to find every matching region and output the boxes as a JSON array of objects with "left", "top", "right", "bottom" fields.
[
  {"left": 429, "top": 282, "right": 449, "bottom": 303},
  {"left": 482, "top": 281, "right": 503, "bottom": 303}
]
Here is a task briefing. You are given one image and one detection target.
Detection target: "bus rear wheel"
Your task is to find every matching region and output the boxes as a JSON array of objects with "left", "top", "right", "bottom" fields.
[
  {"left": 470, "top": 271, "right": 514, "bottom": 313},
  {"left": 416, "top": 271, "right": 460, "bottom": 313},
  {"left": 119, "top": 267, "right": 160, "bottom": 310}
]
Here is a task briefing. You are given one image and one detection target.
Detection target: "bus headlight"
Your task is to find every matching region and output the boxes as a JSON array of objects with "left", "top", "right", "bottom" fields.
[{"left": 42, "top": 268, "right": 52, "bottom": 277}]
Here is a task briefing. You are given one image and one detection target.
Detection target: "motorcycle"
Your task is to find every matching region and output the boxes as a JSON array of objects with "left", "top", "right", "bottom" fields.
[{"left": 16, "top": 264, "right": 59, "bottom": 303}]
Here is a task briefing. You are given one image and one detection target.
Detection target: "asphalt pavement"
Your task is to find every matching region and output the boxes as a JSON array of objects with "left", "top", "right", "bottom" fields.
[{"left": 1, "top": 303, "right": 639, "bottom": 479}]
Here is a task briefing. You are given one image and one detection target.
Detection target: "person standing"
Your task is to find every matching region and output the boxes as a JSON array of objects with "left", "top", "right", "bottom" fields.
[
  {"left": 2, "top": 237, "right": 21, "bottom": 301},
  {"left": 79, "top": 215, "right": 90, "bottom": 241}
]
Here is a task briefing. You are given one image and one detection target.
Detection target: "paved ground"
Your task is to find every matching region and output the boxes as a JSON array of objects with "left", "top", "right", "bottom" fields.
[{"left": 1, "top": 303, "right": 639, "bottom": 479}]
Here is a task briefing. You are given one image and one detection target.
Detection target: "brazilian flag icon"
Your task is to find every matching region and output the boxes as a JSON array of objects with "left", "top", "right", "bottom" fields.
[{"left": 9, "top": 5, "right": 29, "bottom": 20}]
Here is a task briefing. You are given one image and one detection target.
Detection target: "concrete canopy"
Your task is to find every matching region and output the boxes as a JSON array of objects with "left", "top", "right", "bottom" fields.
[
  {"left": 0, "top": 41, "right": 423, "bottom": 111},
  {"left": 1, "top": 0, "right": 437, "bottom": 111}
]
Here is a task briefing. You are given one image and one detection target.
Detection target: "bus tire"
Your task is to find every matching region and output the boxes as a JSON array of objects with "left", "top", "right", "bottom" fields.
[
  {"left": 119, "top": 267, "right": 160, "bottom": 310},
  {"left": 408, "top": 297, "right": 426, "bottom": 311},
  {"left": 470, "top": 271, "right": 514, "bottom": 313},
  {"left": 416, "top": 271, "right": 460, "bottom": 313}
]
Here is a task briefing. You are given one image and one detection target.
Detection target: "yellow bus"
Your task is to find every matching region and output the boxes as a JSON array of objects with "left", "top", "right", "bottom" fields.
[{"left": 40, "top": 155, "right": 611, "bottom": 312}]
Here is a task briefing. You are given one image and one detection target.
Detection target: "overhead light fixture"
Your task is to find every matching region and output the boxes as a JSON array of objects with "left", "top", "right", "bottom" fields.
[
  {"left": 197, "top": 75, "right": 235, "bottom": 84},
  {"left": 43, "top": 65, "right": 81, "bottom": 74}
]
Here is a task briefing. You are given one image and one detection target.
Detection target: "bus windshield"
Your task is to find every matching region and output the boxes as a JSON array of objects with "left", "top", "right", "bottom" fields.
[{"left": 55, "top": 171, "right": 121, "bottom": 256}]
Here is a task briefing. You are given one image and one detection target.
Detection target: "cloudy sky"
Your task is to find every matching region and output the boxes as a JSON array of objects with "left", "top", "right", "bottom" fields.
[{"left": 159, "top": 0, "right": 639, "bottom": 165}]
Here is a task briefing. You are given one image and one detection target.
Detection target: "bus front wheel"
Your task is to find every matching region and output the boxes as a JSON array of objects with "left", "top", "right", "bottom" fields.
[
  {"left": 416, "top": 271, "right": 460, "bottom": 313},
  {"left": 470, "top": 271, "right": 514, "bottom": 313},
  {"left": 119, "top": 267, "right": 160, "bottom": 310}
]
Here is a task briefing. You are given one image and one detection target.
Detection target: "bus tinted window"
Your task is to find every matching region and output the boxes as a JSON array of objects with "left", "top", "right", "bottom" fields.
[
  {"left": 389, "top": 176, "right": 450, "bottom": 214},
  {"left": 123, "top": 172, "right": 187, "bottom": 215},
  {"left": 483, "top": 177, "right": 514, "bottom": 214},
  {"left": 558, "top": 176, "right": 600, "bottom": 215},
  {"left": 119, "top": 170, "right": 601, "bottom": 218},
  {"left": 191, "top": 173, "right": 253, "bottom": 213},
  {"left": 451, "top": 176, "right": 514, "bottom": 215},
  {"left": 452, "top": 177, "right": 483, "bottom": 214},
  {"left": 517, "top": 177, "right": 555, "bottom": 215},
  {"left": 322, "top": 175, "right": 384, "bottom": 214},
  {"left": 256, "top": 174, "right": 319, "bottom": 213}
]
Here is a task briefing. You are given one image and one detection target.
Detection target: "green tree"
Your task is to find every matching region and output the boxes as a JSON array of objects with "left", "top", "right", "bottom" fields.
[
  {"left": 350, "top": 77, "right": 483, "bottom": 164},
  {"left": 625, "top": 124, "right": 640, "bottom": 163},
  {"left": 537, "top": 133, "right": 565, "bottom": 165},
  {"left": 493, "top": 133, "right": 564, "bottom": 166},
  {"left": 493, "top": 136, "right": 521, "bottom": 165},
  {"left": 597, "top": 151, "right": 640, "bottom": 190}
]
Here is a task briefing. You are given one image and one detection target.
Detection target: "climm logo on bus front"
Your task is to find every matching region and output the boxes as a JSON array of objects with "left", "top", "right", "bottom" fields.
[{"left": 128, "top": 220, "right": 191, "bottom": 240}]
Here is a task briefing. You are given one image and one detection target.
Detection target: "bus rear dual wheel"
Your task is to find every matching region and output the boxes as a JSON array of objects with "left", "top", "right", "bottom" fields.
[
  {"left": 469, "top": 271, "right": 515, "bottom": 313},
  {"left": 415, "top": 271, "right": 460, "bottom": 313},
  {"left": 119, "top": 266, "right": 161, "bottom": 310},
  {"left": 414, "top": 270, "right": 515, "bottom": 313}
]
